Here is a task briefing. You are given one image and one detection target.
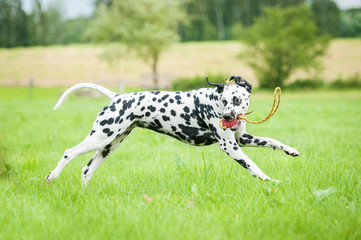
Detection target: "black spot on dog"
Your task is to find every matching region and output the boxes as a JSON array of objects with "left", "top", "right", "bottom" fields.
[
  {"left": 90, "top": 129, "right": 96, "bottom": 136},
  {"left": 243, "top": 133, "right": 253, "bottom": 139},
  {"left": 103, "top": 128, "right": 110, "bottom": 133},
  {"left": 122, "top": 99, "right": 136, "bottom": 111},
  {"left": 208, "top": 124, "right": 220, "bottom": 140},
  {"left": 126, "top": 112, "right": 138, "bottom": 121},
  {"left": 238, "top": 138, "right": 252, "bottom": 145},
  {"left": 162, "top": 115, "right": 170, "bottom": 121},
  {"left": 161, "top": 94, "right": 169, "bottom": 101},
  {"left": 178, "top": 124, "right": 199, "bottom": 137},
  {"left": 160, "top": 108, "right": 166, "bottom": 113},
  {"left": 139, "top": 95, "right": 145, "bottom": 102},
  {"left": 100, "top": 118, "right": 114, "bottom": 126},
  {"left": 257, "top": 141, "right": 267, "bottom": 146},
  {"left": 237, "top": 159, "right": 250, "bottom": 169},
  {"left": 145, "top": 112, "right": 151, "bottom": 117},
  {"left": 87, "top": 158, "right": 93, "bottom": 166},
  {"left": 174, "top": 131, "right": 187, "bottom": 141},
  {"left": 170, "top": 110, "right": 176, "bottom": 116},
  {"left": 84, "top": 169, "right": 89, "bottom": 175},
  {"left": 169, "top": 98, "right": 174, "bottom": 103},
  {"left": 154, "top": 119, "right": 163, "bottom": 129},
  {"left": 101, "top": 144, "right": 112, "bottom": 158},
  {"left": 147, "top": 105, "right": 156, "bottom": 112},
  {"left": 183, "top": 106, "right": 190, "bottom": 113},
  {"left": 180, "top": 113, "right": 190, "bottom": 122},
  {"left": 204, "top": 134, "right": 216, "bottom": 145},
  {"left": 99, "top": 106, "right": 108, "bottom": 116},
  {"left": 109, "top": 103, "right": 116, "bottom": 112},
  {"left": 64, "top": 155, "right": 68, "bottom": 159}
]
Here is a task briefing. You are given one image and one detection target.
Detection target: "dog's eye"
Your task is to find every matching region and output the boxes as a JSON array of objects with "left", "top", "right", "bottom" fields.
[
  {"left": 233, "top": 97, "right": 242, "bottom": 105},
  {"left": 222, "top": 99, "right": 228, "bottom": 106}
]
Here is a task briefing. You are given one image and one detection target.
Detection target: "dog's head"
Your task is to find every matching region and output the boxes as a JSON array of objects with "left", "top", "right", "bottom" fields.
[{"left": 207, "top": 76, "right": 252, "bottom": 130}]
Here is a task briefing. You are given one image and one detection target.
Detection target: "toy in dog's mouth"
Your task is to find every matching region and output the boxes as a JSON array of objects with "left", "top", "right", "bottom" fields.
[{"left": 219, "top": 114, "right": 244, "bottom": 131}]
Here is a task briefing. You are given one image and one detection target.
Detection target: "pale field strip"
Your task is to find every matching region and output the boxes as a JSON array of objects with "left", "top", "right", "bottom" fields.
[{"left": 0, "top": 39, "right": 360, "bottom": 87}]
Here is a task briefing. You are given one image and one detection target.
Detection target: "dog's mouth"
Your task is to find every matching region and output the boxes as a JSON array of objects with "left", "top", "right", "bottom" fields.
[{"left": 220, "top": 114, "right": 243, "bottom": 131}]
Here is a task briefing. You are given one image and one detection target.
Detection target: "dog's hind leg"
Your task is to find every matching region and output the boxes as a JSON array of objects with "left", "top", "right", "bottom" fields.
[
  {"left": 46, "top": 134, "right": 113, "bottom": 183},
  {"left": 81, "top": 130, "right": 132, "bottom": 186}
]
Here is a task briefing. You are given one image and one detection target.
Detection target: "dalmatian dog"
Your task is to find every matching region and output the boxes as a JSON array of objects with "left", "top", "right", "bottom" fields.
[{"left": 46, "top": 76, "right": 300, "bottom": 186}]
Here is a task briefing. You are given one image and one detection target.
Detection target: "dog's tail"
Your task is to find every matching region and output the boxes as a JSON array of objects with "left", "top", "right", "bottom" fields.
[{"left": 54, "top": 83, "right": 117, "bottom": 110}]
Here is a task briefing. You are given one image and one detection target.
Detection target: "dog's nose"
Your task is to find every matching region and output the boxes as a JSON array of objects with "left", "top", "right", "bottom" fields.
[{"left": 222, "top": 111, "right": 235, "bottom": 121}]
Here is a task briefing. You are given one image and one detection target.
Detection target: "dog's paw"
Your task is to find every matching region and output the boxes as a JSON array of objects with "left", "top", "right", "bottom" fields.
[
  {"left": 45, "top": 174, "right": 54, "bottom": 183},
  {"left": 283, "top": 146, "right": 300, "bottom": 157},
  {"left": 258, "top": 175, "right": 282, "bottom": 184}
]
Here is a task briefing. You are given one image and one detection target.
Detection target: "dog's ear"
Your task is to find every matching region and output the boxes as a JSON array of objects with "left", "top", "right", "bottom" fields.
[
  {"left": 206, "top": 76, "right": 225, "bottom": 93},
  {"left": 230, "top": 76, "right": 252, "bottom": 93}
]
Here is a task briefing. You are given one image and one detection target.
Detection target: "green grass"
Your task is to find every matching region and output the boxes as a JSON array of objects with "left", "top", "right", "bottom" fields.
[{"left": 0, "top": 87, "right": 360, "bottom": 239}]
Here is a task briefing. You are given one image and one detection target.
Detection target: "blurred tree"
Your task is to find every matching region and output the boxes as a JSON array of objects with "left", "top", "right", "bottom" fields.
[
  {"left": 43, "top": 2, "right": 66, "bottom": 44},
  {"left": 179, "top": 0, "right": 307, "bottom": 41},
  {"left": 339, "top": 8, "right": 361, "bottom": 37},
  {"left": 311, "top": 0, "right": 340, "bottom": 37},
  {"left": 63, "top": 17, "right": 91, "bottom": 44},
  {"left": 94, "top": 0, "right": 112, "bottom": 8},
  {"left": 0, "top": 0, "right": 29, "bottom": 47},
  {"left": 85, "top": 0, "right": 184, "bottom": 88},
  {"left": 27, "top": 0, "right": 65, "bottom": 45},
  {"left": 241, "top": 5, "right": 329, "bottom": 88},
  {"left": 230, "top": 22, "right": 245, "bottom": 39},
  {"left": 179, "top": 0, "right": 217, "bottom": 41}
]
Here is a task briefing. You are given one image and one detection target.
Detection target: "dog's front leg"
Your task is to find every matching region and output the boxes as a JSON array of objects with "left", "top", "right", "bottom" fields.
[
  {"left": 236, "top": 132, "right": 300, "bottom": 157},
  {"left": 218, "top": 137, "right": 280, "bottom": 182}
]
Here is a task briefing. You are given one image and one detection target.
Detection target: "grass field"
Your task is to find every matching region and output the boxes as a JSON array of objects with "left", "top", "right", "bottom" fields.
[
  {"left": 1, "top": 39, "right": 361, "bottom": 87},
  {"left": 0, "top": 87, "right": 360, "bottom": 239}
]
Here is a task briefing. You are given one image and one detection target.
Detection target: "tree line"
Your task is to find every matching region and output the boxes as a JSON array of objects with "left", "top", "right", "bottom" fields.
[
  {"left": 0, "top": 0, "right": 360, "bottom": 48},
  {"left": 0, "top": 0, "right": 90, "bottom": 48}
]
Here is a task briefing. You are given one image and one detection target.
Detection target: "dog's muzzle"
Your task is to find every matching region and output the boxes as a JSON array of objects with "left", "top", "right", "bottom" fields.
[
  {"left": 222, "top": 111, "right": 235, "bottom": 121},
  {"left": 219, "top": 113, "right": 244, "bottom": 131}
]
